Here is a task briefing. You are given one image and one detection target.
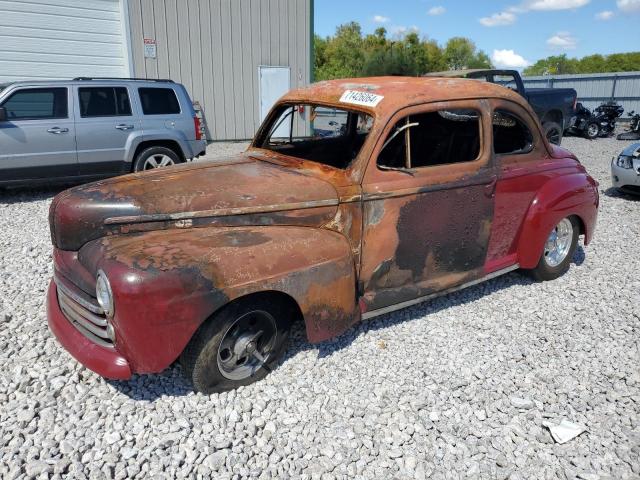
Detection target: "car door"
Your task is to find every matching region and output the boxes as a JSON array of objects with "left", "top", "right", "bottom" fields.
[
  {"left": 483, "top": 99, "right": 551, "bottom": 272},
  {"left": 359, "top": 100, "right": 496, "bottom": 313},
  {"left": 0, "top": 86, "right": 77, "bottom": 182},
  {"left": 74, "top": 85, "right": 140, "bottom": 176}
]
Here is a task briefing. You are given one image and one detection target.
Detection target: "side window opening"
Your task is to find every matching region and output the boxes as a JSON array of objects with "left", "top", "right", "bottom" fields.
[
  {"left": 2, "top": 88, "right": 68, "bottom": 120},
  {"left": 378, "top": 108, "right": 481, "bottom": 170},
  {"left": 493, "top": 110, "right": 533, "bottom": 155},
  {"left": 138, "top": 87, "right": 180, "bottom": 115},
  {"left": 79, "top": 87, "right": 132, "bottom": 117}
]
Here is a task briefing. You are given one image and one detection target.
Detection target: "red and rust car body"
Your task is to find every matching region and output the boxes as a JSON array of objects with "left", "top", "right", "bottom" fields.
[{"left": 47, "top": 77, "right": 599, "bottom": 381}]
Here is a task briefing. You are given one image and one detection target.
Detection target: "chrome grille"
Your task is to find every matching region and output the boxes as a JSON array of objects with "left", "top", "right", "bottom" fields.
[{"left": 54, "top": 276, "right": 113, "bottom": 348}]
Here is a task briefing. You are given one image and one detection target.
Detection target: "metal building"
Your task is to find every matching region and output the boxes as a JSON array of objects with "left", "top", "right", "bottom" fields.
[{"left": 0, "top": 0, "right": 313, "bottom": 140}]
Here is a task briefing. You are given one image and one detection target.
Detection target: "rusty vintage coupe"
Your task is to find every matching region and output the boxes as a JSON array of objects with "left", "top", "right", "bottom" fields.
[{"left": 47, "top": 77, "right": 599, "bottom": 392}]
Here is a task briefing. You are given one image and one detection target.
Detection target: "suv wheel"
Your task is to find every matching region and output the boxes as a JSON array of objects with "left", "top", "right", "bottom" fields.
[{"left": 133, "top": 146, "right": 181, "bottom": 172}]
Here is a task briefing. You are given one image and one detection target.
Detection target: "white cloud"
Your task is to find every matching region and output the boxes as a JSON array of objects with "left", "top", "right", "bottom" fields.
[
  {"left": 492, "top": 49, "right": 531, "bottom": 69},
  {"left": 595, "top": 10, "right": 614, "bottom": 20},
  {"left": 617, "top": 0, "right": 640, "bottom": 12},
  {"left": 390, "top": 25, "right": 420, "bottom": 37},
  {"left": 526, "top": 0, "right": 590, "bottom": 10},
  {"left": 547, "top": 32, "right": 578, "bottom": 49},
  {"left": 427, "top": 6, "right": 446, "bottom": 16},
  {"left": 373, "top": 15, "right": 390, "bottom": 24},
  {"left": 479, "top": 12, "right": 517, "bottom": 26}
]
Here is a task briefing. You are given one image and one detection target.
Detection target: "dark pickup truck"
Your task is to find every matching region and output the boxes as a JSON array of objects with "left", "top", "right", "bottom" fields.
[{"left": 424, "top": 69, "right": 577, "bottom": 145}]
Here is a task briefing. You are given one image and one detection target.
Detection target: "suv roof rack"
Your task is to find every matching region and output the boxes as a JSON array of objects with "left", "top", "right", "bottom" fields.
[{"left": 72, "top": 77, "right": 174, "bottom": 83}]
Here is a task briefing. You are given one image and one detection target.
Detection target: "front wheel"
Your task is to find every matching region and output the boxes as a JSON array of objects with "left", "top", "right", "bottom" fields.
[
  {"left": 526, "top": 216, "right": 579, "bottom": 282},
  {"left": 543, "top": 122, "right": 563, "bottom": 145},
  {"left": 133, "top": 146, "right": 181, "bottom": 172},
  {"left": 180, "top": 297, "right": 292, "bottom": 393},
  {"left": 586, "top": 122, "right": 600, "bottom": 139}
]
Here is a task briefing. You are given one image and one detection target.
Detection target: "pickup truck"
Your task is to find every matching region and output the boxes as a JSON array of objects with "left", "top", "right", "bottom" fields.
[
  {"left": 47, "top": 76, "right": 598, "bottom": 393},
  {"left": 424, "top": 69, "right": 577, "bottom": 145}
]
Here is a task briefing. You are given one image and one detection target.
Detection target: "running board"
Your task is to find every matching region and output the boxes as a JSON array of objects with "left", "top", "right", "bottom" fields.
[{"left": 361, "top": 264, "right": 520, "bottom": 320}]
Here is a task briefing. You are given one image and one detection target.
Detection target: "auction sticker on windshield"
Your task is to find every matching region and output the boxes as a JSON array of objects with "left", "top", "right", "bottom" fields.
[{"left": 339, "top": 90, "right": 384, "bottom": 107}]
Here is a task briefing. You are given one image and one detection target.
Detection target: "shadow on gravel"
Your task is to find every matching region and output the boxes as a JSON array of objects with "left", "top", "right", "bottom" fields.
[
  {"left": 603, "top": 187, "right": 640, "bottom": 201},
  {"left": 108, "top": 247, "right": 587, "bottom": 400},
  {"left": 0, "top": 185, "right": 70, "bottom": 204}
]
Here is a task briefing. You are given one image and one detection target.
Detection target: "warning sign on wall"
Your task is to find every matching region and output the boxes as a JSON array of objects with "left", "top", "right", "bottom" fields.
[{"left": 144, "top": 38, "right": 157, "bottom": 59}]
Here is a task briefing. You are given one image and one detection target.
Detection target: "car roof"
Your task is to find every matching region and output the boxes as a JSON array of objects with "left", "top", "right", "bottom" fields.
[
  {"left": 423, "top": 69, "right": 517, "bottom": 78},
  {"left": 1, "top": 79, "right": 177, "bottom": 87},
  {"left": 281, "top": 76, "right": 528, "bottom": 116}
]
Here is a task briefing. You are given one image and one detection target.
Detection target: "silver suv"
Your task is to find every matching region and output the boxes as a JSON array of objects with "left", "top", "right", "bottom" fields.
[{"left": 0, "top": 78, "right": 207, "bottom": 186}]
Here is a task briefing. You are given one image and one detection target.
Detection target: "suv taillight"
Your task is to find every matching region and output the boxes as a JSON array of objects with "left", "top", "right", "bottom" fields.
[{"left": 194, "top": 116, "right": 202, "bottom": 141}]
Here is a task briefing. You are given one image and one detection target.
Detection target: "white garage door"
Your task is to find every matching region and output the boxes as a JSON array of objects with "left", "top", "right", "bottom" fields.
[{"left": 0, "top": 0, "right": 130, "bottom": 82}]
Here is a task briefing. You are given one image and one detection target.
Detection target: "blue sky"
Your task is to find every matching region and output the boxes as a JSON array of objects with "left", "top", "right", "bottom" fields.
[{"left": 314, "top": 0, "right": 640, "bottom": 69}]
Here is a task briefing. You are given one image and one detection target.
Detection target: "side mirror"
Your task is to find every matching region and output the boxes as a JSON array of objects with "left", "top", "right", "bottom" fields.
[{"left": 0, "top": 107, "right": 6, "bottom": 122}]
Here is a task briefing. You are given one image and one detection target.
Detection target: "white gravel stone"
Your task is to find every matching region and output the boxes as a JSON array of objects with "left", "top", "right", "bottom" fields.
[{"left": 1, "top": 137, "right": 639, "bottom": 479}]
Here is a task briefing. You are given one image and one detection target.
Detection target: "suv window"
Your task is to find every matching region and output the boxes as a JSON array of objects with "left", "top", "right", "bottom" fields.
[
  {"left": 378, "top": 109, "right": 481, "bottom": 170},
  {"left": 493, "top": 110, "right": 533, "bottom": 155},
  {"left": 79, "top": 87, "right": 131, "bottom": 117},
  {"left": 2, "top": 88, "right": 68, "bottom": 120},
  {"left": 138, "top": 88, "right": 180, "bottom": 115}
]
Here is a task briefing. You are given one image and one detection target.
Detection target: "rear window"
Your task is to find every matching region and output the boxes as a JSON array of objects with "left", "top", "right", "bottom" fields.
[
  {"left": 138, "top": 87, "right": 180, "bottom": 115},
  {"left": 79, "top": 87, "right": 131, "bottom": 117}
]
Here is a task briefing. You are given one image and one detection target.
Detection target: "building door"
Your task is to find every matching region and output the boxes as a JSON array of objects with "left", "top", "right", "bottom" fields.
[{"left": 259, "top": 66, "right": 290, "bottom": 136}]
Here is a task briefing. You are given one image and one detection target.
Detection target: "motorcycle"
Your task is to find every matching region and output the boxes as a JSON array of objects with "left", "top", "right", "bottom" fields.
[
  {"left": 570, "top": 101, "right": 624, "bottom": 139},
  {"left": 617, "top": 110, "right": 640, "bottom": 141}
]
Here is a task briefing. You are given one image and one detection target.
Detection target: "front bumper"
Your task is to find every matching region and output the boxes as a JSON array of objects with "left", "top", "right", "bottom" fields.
[
  {"left": 47, "top": 280, "right": 132, "bottom": 380},
  {"left": 611, "top": 162, "right": 640, "bottom": 193}
]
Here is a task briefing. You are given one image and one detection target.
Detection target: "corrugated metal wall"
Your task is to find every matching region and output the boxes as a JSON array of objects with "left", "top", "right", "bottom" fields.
[
  {"left": 127, "top": 0, "right": 312, "bottom": 141},
  {"left": 522, "top": 71, "right": 640, "bottom": 118}
]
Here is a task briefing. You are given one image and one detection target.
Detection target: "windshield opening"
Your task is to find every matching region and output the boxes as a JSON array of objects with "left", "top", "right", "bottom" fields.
[{"left": 257, "top": 103, "right": 374, "bottom": 170}]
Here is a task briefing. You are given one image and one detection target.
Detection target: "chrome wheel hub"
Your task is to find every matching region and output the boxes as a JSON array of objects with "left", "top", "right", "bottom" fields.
[
  {"left": 217, "top": 311, "right": 277, "bottom": 381},
  {"left": 588, "top": 124, "right": 598, "bottom": 137},
  {"left": 143, "top": 154, "right": 175, "bottom": 170},
  {"left": 544, "top": 218, "right": 573, "bottom": 267}
]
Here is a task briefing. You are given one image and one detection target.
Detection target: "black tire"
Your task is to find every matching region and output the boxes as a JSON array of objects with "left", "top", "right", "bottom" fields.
[
  {"left": 585, "top": 122, "right": 600, "bottom": 140},
  {"left": 543, "top": 122, "right": 563, "bottom": 145},
  {"left": 527, "top": 216, "right": 579, "bottom": 282},
  {"left": 617, "top": 132, "right": 640, "bottom": 141},
  {"left": 180, "top": 297, "right": 292, "bottom": 394},
  {"left": 133, "top": 146, "right": 181, "bottom": 172}
]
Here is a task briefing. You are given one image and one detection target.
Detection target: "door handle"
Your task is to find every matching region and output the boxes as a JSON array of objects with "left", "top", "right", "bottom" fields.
[
  {"left": 115, "top": 124, "right": 134, "bottom": 130},
  {"left": 47, "top": 127, "right": 69, "bottom": 134},
  {"left": 484, "top": 176, "right": 498, "bottom": 198}
]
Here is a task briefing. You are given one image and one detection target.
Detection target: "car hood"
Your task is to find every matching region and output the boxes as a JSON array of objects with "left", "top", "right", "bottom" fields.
[{"left": 49, "top": 153, "right": 339, "bottom": 251}]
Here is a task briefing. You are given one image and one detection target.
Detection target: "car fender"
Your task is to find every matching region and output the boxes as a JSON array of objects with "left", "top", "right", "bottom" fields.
[
  {"left": 124, "top": 130, "right": 193, "bottom": 163},
  {"left": 79, "top": 226, "right": 358, "bottom": 373},
  {"left": 516, "top": 172, "right": 598, "bottom": 269}
]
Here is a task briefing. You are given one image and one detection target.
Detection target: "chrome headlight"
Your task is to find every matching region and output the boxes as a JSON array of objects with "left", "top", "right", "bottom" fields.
[
  {"left": 96, "top": 270, "right": 114, "bottom": 318},
  {"left": 616, "top": 155, "right": 633, "bottom": 169}
]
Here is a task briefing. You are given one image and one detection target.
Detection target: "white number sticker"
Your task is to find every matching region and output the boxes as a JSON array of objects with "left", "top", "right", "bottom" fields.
[{"left": 339, "top": 90, "right": 384, "bottom": 107}]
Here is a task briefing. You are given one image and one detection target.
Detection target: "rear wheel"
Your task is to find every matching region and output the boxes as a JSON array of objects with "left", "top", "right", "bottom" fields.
[
  {"left": 543, "top": 122, "right": 563, "bottom": 145},
  {"left": 133, "top": 146, "right": 181, "bottom": 172},
  {"left": 586, "top": 122, "right": 600, "bottom": 139},
  {"left": 527, "top": 216, "right": 579, "bottom": 282},
  {"left": 180, "top": 297, "right": 292, "bottom": 393}
]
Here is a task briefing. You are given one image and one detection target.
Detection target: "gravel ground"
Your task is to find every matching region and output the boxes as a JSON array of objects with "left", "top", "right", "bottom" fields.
[{"left": 1, "top": 136, "right": 639, "bottom": 480}]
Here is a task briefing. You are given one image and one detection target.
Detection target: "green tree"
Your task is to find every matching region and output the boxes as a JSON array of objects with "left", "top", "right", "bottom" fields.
[
  {"left": 523, "top": 52, "right": 640, "bottom": 76},
  {"left": 443, "top": 37, "right": 492, "bottom": 70}
]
